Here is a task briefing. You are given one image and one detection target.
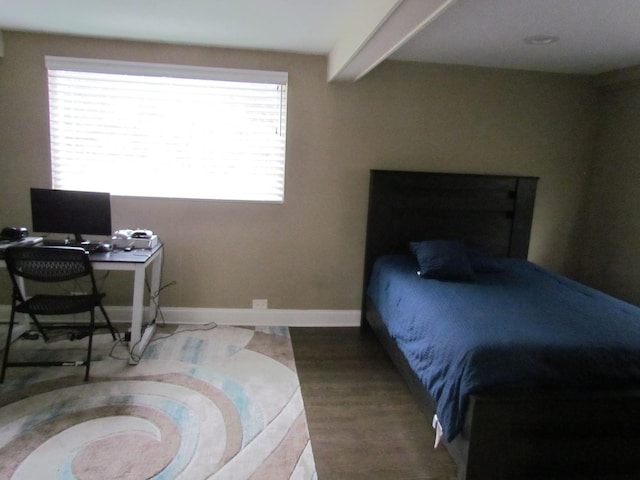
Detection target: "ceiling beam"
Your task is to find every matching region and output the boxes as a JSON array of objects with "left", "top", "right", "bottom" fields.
[{"left": 327, "top": 0, "right": 456, "bottom": 82}]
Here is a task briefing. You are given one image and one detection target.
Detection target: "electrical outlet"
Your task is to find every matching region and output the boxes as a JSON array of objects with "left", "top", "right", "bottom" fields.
[{"left": 252, "top": 299, "right": 268, "bottom": 309}]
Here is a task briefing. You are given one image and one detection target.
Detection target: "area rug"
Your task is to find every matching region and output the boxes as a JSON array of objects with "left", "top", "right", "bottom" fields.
[{"left": 0, "top": 324, "right": 317, "bottom": 479}]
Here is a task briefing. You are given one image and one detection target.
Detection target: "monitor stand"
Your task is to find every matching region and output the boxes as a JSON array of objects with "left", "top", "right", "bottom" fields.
[{"left": 72, "top": 233, "right": 90, "bottom": 246}]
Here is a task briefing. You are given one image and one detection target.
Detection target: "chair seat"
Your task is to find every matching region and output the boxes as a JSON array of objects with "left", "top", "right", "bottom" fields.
[{"left": 15, "top": 293, "right": 103, "bottom": 316}]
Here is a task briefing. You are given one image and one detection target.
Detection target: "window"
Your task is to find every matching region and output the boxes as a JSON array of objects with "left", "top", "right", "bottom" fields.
[{"left": 45, "top": 56, "right": 288, "bottom": 202}]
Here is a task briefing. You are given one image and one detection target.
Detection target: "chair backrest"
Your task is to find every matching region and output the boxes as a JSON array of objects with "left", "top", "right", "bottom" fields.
[{"left": 4, "top": 246, "right": 94, "bottom": 284}]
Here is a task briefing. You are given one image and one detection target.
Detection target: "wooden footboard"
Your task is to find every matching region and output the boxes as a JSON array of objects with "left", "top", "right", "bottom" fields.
[
  {"left": 366, "top": 298, "right": 640, "bottom": 479},
  {"left": 462, "top": 390, "right": 640, "bottom": 479}
]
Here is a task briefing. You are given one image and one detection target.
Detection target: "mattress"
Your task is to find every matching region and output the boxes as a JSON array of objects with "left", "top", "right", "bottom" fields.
[{"left": 367, "top": 254, "right": 640, "bottom": 441}]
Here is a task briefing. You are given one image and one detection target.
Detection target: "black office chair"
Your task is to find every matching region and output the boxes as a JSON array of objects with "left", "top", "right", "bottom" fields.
[{"left": 1, "top": 246, "right": 118, "bottom": 382}]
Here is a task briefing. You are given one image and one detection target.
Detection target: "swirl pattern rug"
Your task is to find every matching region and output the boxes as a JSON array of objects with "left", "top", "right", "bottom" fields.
[{"left": 0, "top": 325, "right": 317, "bottom": 479}]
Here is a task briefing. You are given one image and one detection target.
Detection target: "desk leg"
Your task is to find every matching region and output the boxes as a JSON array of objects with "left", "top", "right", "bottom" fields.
[
  {"left": 128, "top": 264, "right": 153, "bottom": 364},
  {"left": 14, "top": 278, "right": 30, "bottom": 339},
  {"left": 146, "top": 248, "right": 163, "bottom": 323},
  {"left": 128, "top": 250, "right": 162, "bottom": 365}
]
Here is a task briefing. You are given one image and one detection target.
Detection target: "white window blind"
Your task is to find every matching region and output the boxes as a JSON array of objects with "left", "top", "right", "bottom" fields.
[{"left": 45, "top": 56, "right": 288, "bottom": 202}]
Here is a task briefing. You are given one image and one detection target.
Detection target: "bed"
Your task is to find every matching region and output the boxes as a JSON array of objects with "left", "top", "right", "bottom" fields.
[{"left": 361, "top": 170, "right": 640, "bottom": 479}]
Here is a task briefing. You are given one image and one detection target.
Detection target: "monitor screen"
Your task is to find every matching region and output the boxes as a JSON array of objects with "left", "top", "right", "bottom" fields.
[{"left": 30, "top": 188, "right": 112, "bottom": 244}]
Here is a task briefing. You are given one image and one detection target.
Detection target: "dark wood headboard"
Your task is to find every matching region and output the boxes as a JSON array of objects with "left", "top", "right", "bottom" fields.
[{"left": 362, "top": 170, "right": 538, "bottom": 316}]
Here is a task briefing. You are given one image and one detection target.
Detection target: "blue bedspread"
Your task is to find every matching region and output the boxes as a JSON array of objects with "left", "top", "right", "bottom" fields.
[{"left": 367, "top": 255, "right": 640, "bottom": 441}]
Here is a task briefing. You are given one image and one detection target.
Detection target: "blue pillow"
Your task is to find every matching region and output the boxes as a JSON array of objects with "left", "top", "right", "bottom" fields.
[{"left": 410, "top": 240, "right": 475, "bottom": 280}]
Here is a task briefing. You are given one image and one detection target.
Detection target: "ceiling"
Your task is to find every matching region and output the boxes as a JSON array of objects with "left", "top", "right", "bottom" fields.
[{"left": 1, "top": 0, "right": 640, "bottom": 82}]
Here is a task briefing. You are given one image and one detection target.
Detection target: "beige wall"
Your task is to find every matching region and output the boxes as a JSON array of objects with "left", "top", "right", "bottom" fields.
[
  {"left": 577, "top": 67, "right": 640, "bottom": 305},
  {"left": 0, "top": 31, "right": 598, "bottom": 311}
]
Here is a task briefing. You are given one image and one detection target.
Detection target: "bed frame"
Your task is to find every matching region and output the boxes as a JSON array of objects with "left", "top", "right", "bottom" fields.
[{"left": 362, "top": 170, "right": 640, "bottom": 479}]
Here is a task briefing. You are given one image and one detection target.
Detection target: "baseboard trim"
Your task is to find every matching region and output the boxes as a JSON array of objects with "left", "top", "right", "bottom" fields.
[
  {"left": 155, "top": 307, "right": 362, "bottom": 327},
  {"left": 0, "top": 305, "right": 362, "bottom": 327}
]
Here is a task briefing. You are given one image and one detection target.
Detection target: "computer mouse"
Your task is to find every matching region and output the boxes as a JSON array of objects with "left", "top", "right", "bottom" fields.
[{"left": 96, "top": 242, "right": 113, "bottom": 252}]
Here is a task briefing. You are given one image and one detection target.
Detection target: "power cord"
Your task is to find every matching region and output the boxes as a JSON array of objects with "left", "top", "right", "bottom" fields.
[
  {"left": 146, "top": 279, "right": 177, "bottom": 326},
  {"left": 108, "top": 322, "right": 218, "bottom": 361},
  {"left": 149, "top": 322, "right": 218, "bottom": 344},
  {"left": 106, "top": 243, "right": 186, "bottom": 363}
]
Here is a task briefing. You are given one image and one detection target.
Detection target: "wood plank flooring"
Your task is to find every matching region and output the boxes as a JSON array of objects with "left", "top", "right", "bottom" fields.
[{"left": 290, "top": 327, "right": 457, "bottom": 480}]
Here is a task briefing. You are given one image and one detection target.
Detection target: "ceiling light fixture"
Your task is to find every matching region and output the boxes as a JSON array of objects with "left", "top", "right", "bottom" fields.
[{"left": 524, "top": 35, "right": 559, "bottom": 46}]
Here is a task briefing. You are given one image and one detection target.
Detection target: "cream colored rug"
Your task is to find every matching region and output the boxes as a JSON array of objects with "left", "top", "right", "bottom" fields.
[{"left": 0, "top": 324, "right": 317, "bottom": 479}]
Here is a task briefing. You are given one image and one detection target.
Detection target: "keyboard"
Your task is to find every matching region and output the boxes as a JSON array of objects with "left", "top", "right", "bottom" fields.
[{"left": 42, "top": 240, "right": 101, "bottom": 252}]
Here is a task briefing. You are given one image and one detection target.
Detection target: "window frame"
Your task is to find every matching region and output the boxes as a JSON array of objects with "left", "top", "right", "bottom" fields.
[{"left": 45, "top": 56, "right": 289, "bottom": 203}]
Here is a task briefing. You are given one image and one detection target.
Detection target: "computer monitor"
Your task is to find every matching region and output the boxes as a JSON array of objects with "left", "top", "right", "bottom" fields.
[{"left": 30, "top": 188, "right": 112, "bottom": 244}]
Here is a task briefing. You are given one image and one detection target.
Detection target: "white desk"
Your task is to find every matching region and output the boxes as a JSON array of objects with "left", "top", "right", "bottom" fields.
[{"left": 1, "top": 243, "right": 164, "bottom": 364}]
